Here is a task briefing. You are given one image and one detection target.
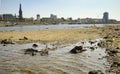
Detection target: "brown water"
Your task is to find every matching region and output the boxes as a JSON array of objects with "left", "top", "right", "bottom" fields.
[{"left": 0, "top": 39, "right": 109, "bottom": 74}]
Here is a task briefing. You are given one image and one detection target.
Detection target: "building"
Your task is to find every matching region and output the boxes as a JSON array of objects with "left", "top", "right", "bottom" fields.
[
  {"left": 2, "top": 14, "right": 15, "bottom": 21},
  {"left": 0, "top": 14, "right": 2, "bottom": 21},
  {"left": 103, "top": 12, "right": 109, "bottom": 23},
  {"left": 36, "top": 14, "right": 40, "bottom": 21},
  {"left": 19, "top": 3, "right": 23, "bottom": 20},
  {"left": 50, "top": 14, "right": 57, "bottom": 19}
]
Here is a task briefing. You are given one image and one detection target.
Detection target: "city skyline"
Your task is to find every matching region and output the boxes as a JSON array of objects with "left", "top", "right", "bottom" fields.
[{"left": 0, "top": 0, "right": 120, "bottom": 20}]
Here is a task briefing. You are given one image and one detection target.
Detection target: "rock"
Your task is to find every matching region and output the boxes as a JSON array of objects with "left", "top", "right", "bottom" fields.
[
  {"left": 39, "top": 49, "right": 48, "bottom": 56},
  {"left": 106, "top": 39, "right": 113, "bottom": 43},
  {"left": 90, "top": 47, "right": 95, "bottom": 51},
  {"left": 32, "top": 44, "right": 38, "bottom": 48},
  {"left": 116, "top": 47, "right": 119, "bottom": 49},
  {"left": 81, "top": 42, "right": 84, "bottom": 44},
  {"left": 97, "top": 41, "right": 105, "bottom": 47},
  {"left": 19, "top": 36, "right": 28, "bottom": 40},
  {"left": 24, "top": 36, "right": 28, "bottom": 40},
  {"left": 111, "top": 62, "right": 120, "bottom": 67},
  {"left": 89, "top": 41, "right": 96, "bottom": 45},
  {"left": 1, "top": 39, "right": 14, "bottom": 44},
  {"left": 103, "top": 36, "right": 109, "bottom": 39},
  {"left": 114, "top": 28, "right": 119, "bottom": 31},
  {"left": 70, "top": 46, "right": 86, "bottom": 54},
  {"left": 88, "top": 70, "right": 104, "bottom": 74},
  {"left": 108, "top": 50, "right": 118, "bottom": 56},
  {"left": 24, "top": 48, "right": 38, "bottom": 56}
]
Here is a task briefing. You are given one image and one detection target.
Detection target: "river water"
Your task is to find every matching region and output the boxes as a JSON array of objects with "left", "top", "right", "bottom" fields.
[
  {"left": 0, "top": 24, "right": 104, "bottom": 31},
  {"left": 0, "top": 39, "right": 109, "bottom": 74}
]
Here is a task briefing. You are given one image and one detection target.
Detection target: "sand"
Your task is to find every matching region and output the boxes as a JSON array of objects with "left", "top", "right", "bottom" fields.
[{"left": 0, "top": 28, "right": 100, "bottom": 43}]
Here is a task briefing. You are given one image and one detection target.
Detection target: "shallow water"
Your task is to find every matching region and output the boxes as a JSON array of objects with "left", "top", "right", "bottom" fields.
[
  {"left": 0, "top": 24, "right": 104, "bottom": 31},
  {"left": 0, "top": 39, "right": 109, "bottom": 74}
]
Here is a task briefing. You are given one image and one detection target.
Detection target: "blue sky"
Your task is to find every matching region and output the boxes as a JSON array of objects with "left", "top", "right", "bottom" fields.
[{"left": 0, "top": 0, "right": 120, "bottom": 20}]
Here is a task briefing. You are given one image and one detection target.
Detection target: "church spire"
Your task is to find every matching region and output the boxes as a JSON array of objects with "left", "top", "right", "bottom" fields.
[{"left": 19, "top": 3, "right": 23, "bottom": 20}]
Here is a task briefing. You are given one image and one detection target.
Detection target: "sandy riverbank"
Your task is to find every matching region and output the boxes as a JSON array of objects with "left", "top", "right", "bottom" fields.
[{"left": 0, "top": 28, "right": 100, "bottom": 43}]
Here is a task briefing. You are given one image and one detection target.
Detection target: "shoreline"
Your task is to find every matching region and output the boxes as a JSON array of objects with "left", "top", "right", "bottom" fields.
[
  {"left": 0, "top": 28, "right": 100, "bottom": 44},
  {"left": 0, "top": 24, "right": 120, "bottom": 73},
  {"left": 98, "top": 25, "right": 120, "bottom": 73}
]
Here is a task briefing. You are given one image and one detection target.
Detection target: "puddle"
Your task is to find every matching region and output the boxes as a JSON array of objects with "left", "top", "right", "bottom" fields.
[{"left": 0, "top": 39, "right": 109, "bottom": 74}]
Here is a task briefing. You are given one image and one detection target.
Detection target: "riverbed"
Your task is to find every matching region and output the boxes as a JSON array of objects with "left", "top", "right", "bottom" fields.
[{"left": 0, "top": 38, "right": 109, "bottom": 74}]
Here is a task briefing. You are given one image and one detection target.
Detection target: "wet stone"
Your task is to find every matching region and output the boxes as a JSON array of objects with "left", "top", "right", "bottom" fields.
[
  {"left": 70, "top": 46, "right": 86, "bottom": 54},
  {"left": 89, "top": 41, "right": 96, "bottom": 45},
  {"left": 39, "top": 49, "right": 48, "bottom": 56},
  {"left": 24, "top": 48, "right": 49, "bottom": 56},
  {"left": 1, "top": 39, "right": 15, "bottom": 45},
  {"left": 24, "top": 48, "right": 38, "bottom": 56},
  {"left": 90, "top": 47, "right": 95, "bottom": 51},
  {"left": 88, "top": 70, "right": 104, "bottom": 74},
  {"left": 32, "top": 44, "right": 38, "bottom": 48},
  {"left": 97, "top": 41, "right": 105, "bottom": 47}
]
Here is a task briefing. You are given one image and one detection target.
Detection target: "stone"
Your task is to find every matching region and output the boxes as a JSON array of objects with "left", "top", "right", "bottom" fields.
[
  {"left": 97, "top": 41, "right": 105, "bottom": 47},
  {"left": 89, "top": 41, "right": 96, "bottom": 45},
  {"left": 19, "top": 36, "right": 28, "bottom": 40},
  {"left": 1, "top": 39, "right": 14, "bottom": 44},
  {"left": 70, "top": 46, "right": 86, "bottom": 54},
  {"left": 24, "top": 36, "right": 28, "bottom": 40},
  {"left": 39, "top": 49, "right": 48, "bottom": 56},
  {"left": 111, "top": 62, "right": 120, "bottom": 67},
  {"left": 32, "top": 44, "right": 38, "bottom": 48},
  {"left": 88, "top": 70, "right": 104, "bottom": 74},
  {"left": 90, "top": 47, "right": 95, "bottom": 51},
  {"left": 108, "top": 50, "right": 118, "bottom": 56},
  {"left": 24, "top": 48, "right": 38, "bottom": 56}
]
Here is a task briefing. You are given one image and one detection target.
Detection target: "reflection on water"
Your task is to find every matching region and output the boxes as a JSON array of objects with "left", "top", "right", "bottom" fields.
[{"left": 0, "top": 39, "right": 109, "bottom": 74}]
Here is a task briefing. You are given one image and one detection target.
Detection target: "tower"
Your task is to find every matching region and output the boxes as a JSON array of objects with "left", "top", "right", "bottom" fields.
[
  {"left": 19, "top": 3, "right": 23, "bottom": 20},
  {"left": 36, "top": 14, "right": 40, "bottom": 21},
  {"left": 103, "top": 12, "right": 109, "bottom": 23}
]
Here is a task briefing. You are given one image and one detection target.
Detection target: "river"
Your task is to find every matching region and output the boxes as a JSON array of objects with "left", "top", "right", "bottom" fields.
[
  {"left": 0, "top": 24, "right": 104, "bottom": 31},
  {"left": 0, "top": 38, "right": 110, "bottom": 74}
]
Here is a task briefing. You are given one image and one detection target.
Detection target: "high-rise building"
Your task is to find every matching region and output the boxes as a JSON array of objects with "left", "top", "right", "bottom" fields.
[
  {"left": 36, "top": 14, "right": 40, "bottom": 20},
  {"left": 103, "top": 12, "right": 109, "bottom": 23},
  {"left": 19, "top": 3, "right": 23, "bottom": 20},
  {"left": 50, "top": 14, "right": 57, "bottom": 19}
]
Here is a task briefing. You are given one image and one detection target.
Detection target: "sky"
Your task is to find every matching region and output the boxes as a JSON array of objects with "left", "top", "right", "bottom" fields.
[{"left": 0, "top": 0, "right": 120, "bottom": 20}]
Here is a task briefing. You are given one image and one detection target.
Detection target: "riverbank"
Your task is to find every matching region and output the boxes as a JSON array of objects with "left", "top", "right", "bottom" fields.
[
  {"left": 0, "top": 28, "right": 100, "bottom": 44},
  {"left": 98, "top": 25, "right": 120, "bottom": 73},
  {"left": 0, "top": 24, "right": 120, "bottom": 74}
]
